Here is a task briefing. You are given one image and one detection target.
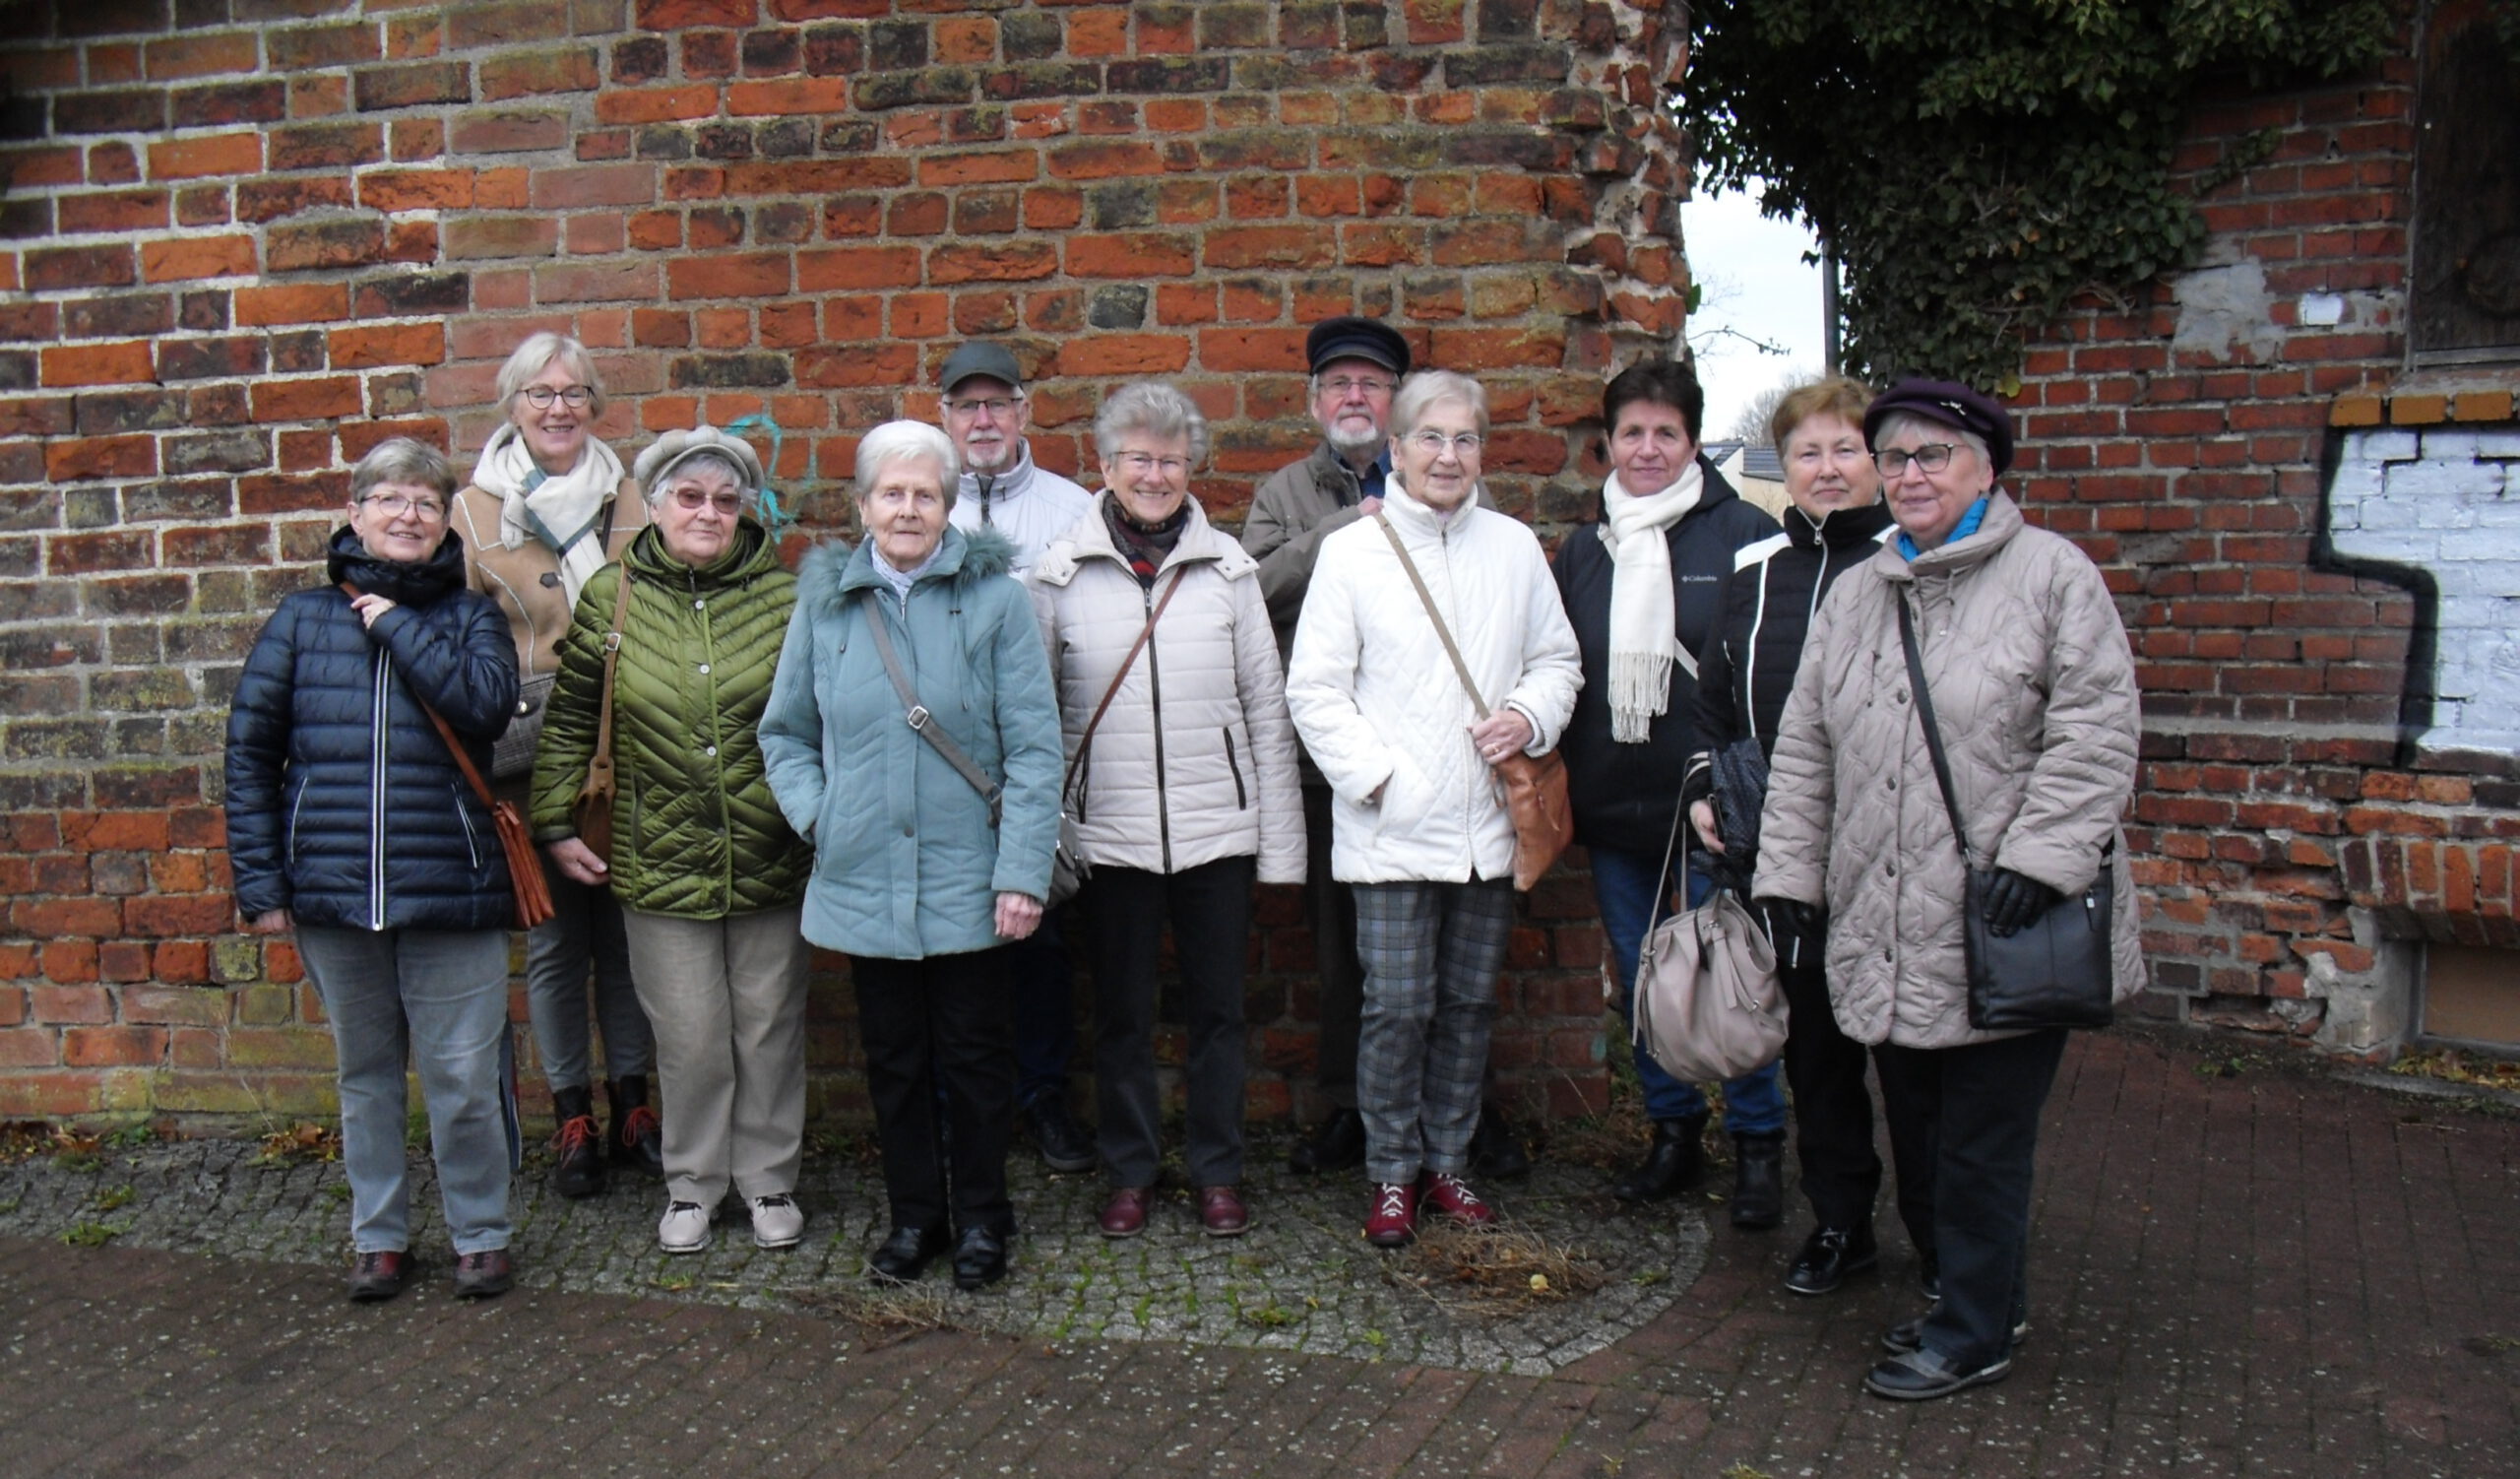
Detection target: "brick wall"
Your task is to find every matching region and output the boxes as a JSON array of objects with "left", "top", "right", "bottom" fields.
[
  {"left": 0, "top": 1, "right": 1697, "bottom": 1127},
  {"left": 2009, "top": 37, "right": 2520, "bottom": 1056}
]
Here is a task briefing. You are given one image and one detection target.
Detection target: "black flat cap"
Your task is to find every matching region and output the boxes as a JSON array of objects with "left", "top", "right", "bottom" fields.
[
  {"left": 1304, "top": 316, "right": 1410, "bottom": 377},
  {"left": 939, "top": 341, "right": 1025, "bottom": 394}
]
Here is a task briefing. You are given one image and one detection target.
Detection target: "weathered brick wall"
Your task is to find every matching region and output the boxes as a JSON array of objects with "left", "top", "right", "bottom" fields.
[
  {"left": 0, "top": 0, "right": 1697, "bottom": 1126},
  {"left": 2009, "top": 42, "right": 2520, "bottom": 1055}
]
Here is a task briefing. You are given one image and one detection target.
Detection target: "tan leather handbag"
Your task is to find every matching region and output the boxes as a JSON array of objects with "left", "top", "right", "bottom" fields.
[
  {"left": 1631, "top": 796, "right": 1787, "bottom": 1081},
  {"left": 1371, "top": 513, "right": 1572, "bottom": 890}
]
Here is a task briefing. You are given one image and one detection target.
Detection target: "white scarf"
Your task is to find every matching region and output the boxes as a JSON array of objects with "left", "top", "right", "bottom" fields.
[
  {"left": 471, "top": 423, "right": 627, "bottom": 611},
  {"left": 1601, "top": 462, "right": 1703, "bottom": 742}
]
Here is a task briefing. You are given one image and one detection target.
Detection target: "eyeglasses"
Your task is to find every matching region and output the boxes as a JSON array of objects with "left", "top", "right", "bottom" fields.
[
  {"left": 1872, "top": 443, "right": 1961, "bottom": 477},
  {"left": 669, "top": 487, "right": 745, "bottom": 515},
  {"left": 1406, "top": 429, "right": 1482, "bottom": 456},
  {"left": 1112, "top": 451, "right": 1190, "bottom": 478},
  {"left": 360, "top": 492, "right": 447, "bottom": 522},
  {"left": 521, "top": 385, "right": 593, "bottom": 410},
  {"left": 946, "top": 396, "right": 1023, "bottom": 418},
  {"left": 1318, "top": 375, "right": 1394, "bottom": 399}
]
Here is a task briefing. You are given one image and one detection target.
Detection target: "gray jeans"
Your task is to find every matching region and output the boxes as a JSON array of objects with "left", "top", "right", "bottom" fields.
[
  {"left": 1352, "top": 878, "right": 1514, "bottom": 1186},
  {"left": 524, "top": 872, "right": 651, "bottom": 1092},
  {"left": 295, "top": 926, "right": 517, "bottom": 1255},
  {"left": 620, "top": 904, "right": 811, "bottom": 1207}
]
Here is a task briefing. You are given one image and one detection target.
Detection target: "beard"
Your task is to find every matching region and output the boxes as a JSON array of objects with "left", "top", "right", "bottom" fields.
[{"left": 1322, "top": 418, "right": 1383, "bottom": 461}]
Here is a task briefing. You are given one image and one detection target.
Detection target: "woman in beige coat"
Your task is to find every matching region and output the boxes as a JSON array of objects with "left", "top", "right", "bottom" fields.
[
  {"left": 1754, "top": 378, "right": 2142, "bottom": 1402},
  {"left": 1030, "top": 381, "right": 1304, "bottom": 1241}
]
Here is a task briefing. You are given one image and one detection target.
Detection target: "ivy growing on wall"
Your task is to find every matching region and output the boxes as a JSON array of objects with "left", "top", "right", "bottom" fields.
[{"left": 1680, "top": 0, "right": 2400, "bottom": 390}]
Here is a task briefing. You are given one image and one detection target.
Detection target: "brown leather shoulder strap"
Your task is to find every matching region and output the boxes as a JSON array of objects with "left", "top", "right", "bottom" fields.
[{"left": 586, "top": 566, "right": 634, "bottom": 785}]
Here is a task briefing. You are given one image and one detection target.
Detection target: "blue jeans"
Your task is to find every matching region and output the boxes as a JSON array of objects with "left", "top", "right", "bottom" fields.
[
  {"left": 1589, "top": 843, "right": 1786, "bottom": 1134},
  {"left": 295, "top": 926, "right": 518, "bottom": 1255}
]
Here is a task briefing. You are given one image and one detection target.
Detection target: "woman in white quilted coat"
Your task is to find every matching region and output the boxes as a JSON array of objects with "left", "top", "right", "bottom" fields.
[
  {"left": 1754, "top": 378, "right": 2143, "bottom": 1402},
  {"left": 1286, "top": 369, "right": 1582, "bottom": 1250},
  {"left": 1029, "top": 381, "right": 1304, "bottom": 1242}
]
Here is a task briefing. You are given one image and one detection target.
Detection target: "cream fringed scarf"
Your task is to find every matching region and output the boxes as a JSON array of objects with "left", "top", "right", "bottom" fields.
[
  {"left": 1600, "top": 462, "right": 1704, "bottom": 741},
  {"left": 471, "top": 423, "right": 627, "bottom": 611}
]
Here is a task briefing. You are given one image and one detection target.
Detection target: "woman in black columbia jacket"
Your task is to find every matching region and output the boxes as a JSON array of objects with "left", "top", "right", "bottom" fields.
[
  {"left": 224, "top": 438, "right": 522, "bottom": 1305},
  {"left": 1681, "top": 377, "right": 1929, "bottom": 1303}
]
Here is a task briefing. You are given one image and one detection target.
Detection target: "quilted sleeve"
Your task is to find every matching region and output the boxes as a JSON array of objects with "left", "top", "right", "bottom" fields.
[
  {"left": 1751, "top": 582, "right": 1842, "bottom": 908},
  {"left": 1990, "top": 545, "right": 2140, "bottom": 894}
]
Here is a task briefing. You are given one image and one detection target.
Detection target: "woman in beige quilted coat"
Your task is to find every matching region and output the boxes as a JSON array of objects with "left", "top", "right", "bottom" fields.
[
  {"left": 1754, "top": 378, "right": 2142, "bottom": 1402},
  {"left": 1029, "top": 381, "right": 1305, "bottom": 1242}
]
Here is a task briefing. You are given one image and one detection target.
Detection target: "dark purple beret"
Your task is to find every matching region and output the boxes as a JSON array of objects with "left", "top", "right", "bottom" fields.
[{"left": 1862, "top": 377, "right": 2015, "bottom": 478}]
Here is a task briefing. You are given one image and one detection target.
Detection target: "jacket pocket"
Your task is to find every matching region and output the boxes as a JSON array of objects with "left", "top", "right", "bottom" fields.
[
  {"left": 1222, "top": 727, "right": 1248, "bottom": 809},
  {"left": 284, "top": 776, "right": 309, "bottom": 867}
]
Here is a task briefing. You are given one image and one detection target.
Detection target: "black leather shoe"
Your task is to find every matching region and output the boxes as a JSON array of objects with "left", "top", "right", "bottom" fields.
[
  {"left": 867, "top": 1224, "right": 949, "bottom": 1285},
  {"left": 1289, "top": 1107, "right": 1365, "bottom": 1175},
  {"left": 1612, "top": 1114, "right": 1707, "bottom": 1202},
  {"left": 549, "top": 1086, "right": 606, "bottom": 1199},
  {"left": 607, "top": 1075, "right": 666, "bottom": 1179},
  {"left": 1729, "top": 1131, "right": 1786, "bottom": 1229},
  {"left": 1019, "top": 1094, "right": 1097, "bottom": 1175},
  {"left": 951, "top": 1225, "right": 1008, "bottom": 1291},
  {"left": 1784, "top": 1225, "right": 1878, "bottom": 1295},
  {"left": 1469, "top": 1104, "right": 1531, "bottom": 1180},
  {"left": 1919, "top": 1251, "right": 1940, "bottom": 1301},
  {"left": 1863, "top": 1346, "right": 2011, "bottom": 1401}
]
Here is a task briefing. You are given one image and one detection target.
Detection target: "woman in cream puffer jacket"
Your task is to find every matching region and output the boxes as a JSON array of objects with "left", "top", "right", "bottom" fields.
[
  {"left": 1753, "top": 377, "right": 2141, "bottom": 1404},
  {"left": 1028, "top": 381, "right": 1303, "bottom": 1239}
]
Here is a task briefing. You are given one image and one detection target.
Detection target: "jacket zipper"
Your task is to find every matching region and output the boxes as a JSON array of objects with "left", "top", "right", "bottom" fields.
[
  {"left": 285, "top": 777, "right": 308, "bottom": 868},
  {"left": 368, "top": 652, "right": 391, "bottom": 930},
  {"left": 1145, "top": 577, "right": 1172, "bottom": 872},
  {"left": 1223, "top": 727, "right": 1246, "bottom": 809}
]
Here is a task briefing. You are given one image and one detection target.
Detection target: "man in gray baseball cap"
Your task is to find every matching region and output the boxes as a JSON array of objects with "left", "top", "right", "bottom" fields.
[
  {"left": 936, "top": 342, "right": 1094, "bottom": 577},
  {"left": 930, "top": 342, "right": 1098, "bottom": 1175}
]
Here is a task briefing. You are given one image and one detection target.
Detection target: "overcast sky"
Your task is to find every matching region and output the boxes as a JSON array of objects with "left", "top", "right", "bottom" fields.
[{"left": 1681, "top": 185, "right": 1827, "bottom": 445}]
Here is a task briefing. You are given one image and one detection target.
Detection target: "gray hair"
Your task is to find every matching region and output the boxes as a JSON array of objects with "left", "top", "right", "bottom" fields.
[
  {"left": 1093, "top": 381, "right": 1210, "bottom": 466},
  {"left": 641, "top": 449, "right": 756, "bottom": 512},
  {"left": 494, "top": 331, "right": 606, "bottom": 417},
  {"left": 1390, "top": 369, "right": 1489, "bottom": 439},
  {"left": 349, "top": 436, "right": 456, "bottom": 500},
  {"left": 1870, "top": 411, "right": 1990, "bottom": 468},
  {"left": 853, "top": 420, "right": 960, "bottom": 513}
]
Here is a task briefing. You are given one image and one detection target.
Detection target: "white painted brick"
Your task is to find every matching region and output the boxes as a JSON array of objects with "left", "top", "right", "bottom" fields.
[
  {"left": 2471, "top": 431, "right": 2520, "bottom": 456},
  {"left": 2419, "top": 428, "right": 2481, "bottom": 460},
  {"left": 2345, "top": 430, "right": 2421, "bottom": 461},
  {"left": 2384, "top": 459, "right": 2497, "bottom": 498}
]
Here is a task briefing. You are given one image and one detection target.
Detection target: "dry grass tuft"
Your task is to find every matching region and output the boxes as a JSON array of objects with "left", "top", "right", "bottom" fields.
[
  {"left": 789, "top": 1279, "right": 960, "bottom": 1348},
  {"left": 1385, "top": 1218, "right": 1608, "bottom": 1318}
]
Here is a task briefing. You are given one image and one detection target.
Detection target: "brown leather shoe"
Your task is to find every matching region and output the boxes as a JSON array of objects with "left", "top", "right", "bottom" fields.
[
  {"left": 452, "top": 1249, "right": 514, "bottom": 1299},
  {"left": 1098, "top": 1186, "right": 1151, "bottom": 1239},
  {"left": 346, "top": 1250, "right": 409, "bottom": 1303},
  {"left": 1198, "top": 1185, "right": 1249, "bottom": 1237}
]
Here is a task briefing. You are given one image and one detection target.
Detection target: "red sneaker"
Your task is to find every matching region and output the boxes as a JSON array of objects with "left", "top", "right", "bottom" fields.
[
  {"left": 1420, "top": 1171, "right": 1496, "bottom": 1227},
  {"left": 1364, "top": 1181, "right": 1418, "bottom": 1248}
]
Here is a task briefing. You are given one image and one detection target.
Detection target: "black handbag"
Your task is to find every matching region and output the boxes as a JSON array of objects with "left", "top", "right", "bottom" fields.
[{"left": 1896, "top": 590, "right": 2114, "bottom": 1031}]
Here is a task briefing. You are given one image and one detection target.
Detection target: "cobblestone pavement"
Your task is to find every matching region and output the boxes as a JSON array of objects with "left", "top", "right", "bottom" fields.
[{"left": 3, "top": 1028, "right": 2515, "bottom": 1477}]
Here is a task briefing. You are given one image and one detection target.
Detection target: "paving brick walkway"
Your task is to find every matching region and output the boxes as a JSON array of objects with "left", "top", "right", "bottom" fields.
[{"left": 3, "top": 1027, "right": 2514, "bottom": 1477}]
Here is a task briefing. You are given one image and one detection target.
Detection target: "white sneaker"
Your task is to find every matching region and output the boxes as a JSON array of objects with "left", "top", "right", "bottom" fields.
[
  {"left": 749, "top": 1193, "right": 805, "bottom": 1250},
  {"left": 659, "top": 1199, "right": 712, "bottom": 1254}
]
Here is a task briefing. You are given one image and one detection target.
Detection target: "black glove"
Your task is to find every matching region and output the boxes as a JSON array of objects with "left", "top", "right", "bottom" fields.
[
  {"left": 1980, "top": 868, "right": 2060, "bottom": 937},
  {"left": 1754, "top": 896, "right": 1819, "bottom": 941}
]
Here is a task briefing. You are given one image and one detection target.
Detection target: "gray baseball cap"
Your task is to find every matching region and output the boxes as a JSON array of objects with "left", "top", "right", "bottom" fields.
[{"left": 939, "top": 342, "right": 1025, "bottom": 394}]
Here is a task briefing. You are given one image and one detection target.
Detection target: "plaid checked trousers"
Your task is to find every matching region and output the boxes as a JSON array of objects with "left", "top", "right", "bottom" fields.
[{"left": 1351, "top": 877, "right": 1516, "bottom": 1185}]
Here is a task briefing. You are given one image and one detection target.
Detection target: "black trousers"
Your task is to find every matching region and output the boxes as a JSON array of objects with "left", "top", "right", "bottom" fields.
[
  {"left": 1080, "top": 855, "right": 1255, "bottom": 1190},
  {"left": 1872, "top": 1028, "right": 2068, "bottom": 1369},
  {"left": 1779, "top": 956, "right": 1933, "bottom": 1251},
  {"left": 1301, "top": 783, "right": 1363, "bottom": 1112},
  {"left": 850, "top": 948, "right": 1016, "bottom": 1236}
]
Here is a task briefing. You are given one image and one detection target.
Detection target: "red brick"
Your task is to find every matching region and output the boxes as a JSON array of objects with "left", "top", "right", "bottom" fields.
[
  {"left": 62, "top": 1025, "right": 167, "bottom": 1067},
  {"left": 146, "top": 132, "right": 261, "bottom": 181},
  {"left": 234, "top": 283, "right": 349, "bottom": 327},
  {"left": 727, "top": 77, "right": 852, "bottom": 115},
  {"left": 44, "top": 435, "right": 157, "bottom": 482},
  {"left": 139, "top": 235, "right": 257, "bottom": 284},
  {"left": 250, "top": 376, "right": 363, "bottom": 422},
  {"left": 39, "top": 342, "right": 156, "bottom": 388},
  {"left": 25, "top": 245, "right": 137, "bottom": 291},
  {"left": 667, "top": 251, "right": 793, "bottom": 299},
  {"left": 359, "top": 168, "right": 475, "bottom": 212},
  {"left": 328, "top": 321, "right": 445, "bottom": 369},
  {"left": 1066, "top": 232, "right": 1196, "bottom": 279},
  {"left": 31, "top": 984, "right": 114, "bottom": 1023},
  {"left": 480, "top": 46, "right": 600, "bottom": 99},
  {"left": 595, "top": 84, "right": 722, "bottom": 124},
  {"left": 1055, "top": 334, "right": 1193, "bottom": 376}
]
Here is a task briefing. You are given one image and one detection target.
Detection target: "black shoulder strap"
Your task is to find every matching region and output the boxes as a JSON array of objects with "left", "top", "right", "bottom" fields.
[{"left": 1894, "top": 586, "right": 1974, "bottom": 870}]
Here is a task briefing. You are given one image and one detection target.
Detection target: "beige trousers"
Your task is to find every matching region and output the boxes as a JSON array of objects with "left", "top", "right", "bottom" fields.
[{"left": 619, "top": 903, "right": 811, "bottom": 1207}]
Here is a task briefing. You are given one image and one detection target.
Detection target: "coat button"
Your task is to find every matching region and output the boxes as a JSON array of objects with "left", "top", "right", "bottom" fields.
[
  {"left": 1886, "top": 863, "right": 1897, "bottom": 876},
  {"left": 693, "top": 599, "right": 706, "bottom": 610},
  {"left": 704, "top": 744, "right": 717, "bottom": 757},
  {"left": 539, "top": 571, "right": 560, "bottom": 588},
  {"left": 698, "top": 663, "right": 711, "bottom": 675}
]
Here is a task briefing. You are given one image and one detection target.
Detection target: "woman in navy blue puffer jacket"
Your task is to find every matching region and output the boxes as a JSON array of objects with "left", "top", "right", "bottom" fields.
[{"left": 224, "top": 437, "right": 523, "bottom": 1305}]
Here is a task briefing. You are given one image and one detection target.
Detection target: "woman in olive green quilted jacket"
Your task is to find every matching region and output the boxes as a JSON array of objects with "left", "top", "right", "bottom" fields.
[{"left": 532, "top": 426, "right": 815, "bottom": 1258}]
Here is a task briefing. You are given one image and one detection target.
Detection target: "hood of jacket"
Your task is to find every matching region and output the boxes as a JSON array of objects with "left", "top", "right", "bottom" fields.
[
  {"left": 1031, "top": 491, "right": 1255, "bottom": 588},
  {"left": 621, "top": 515, "right": 785, "bottom": 592},
  {"left": 799, "top": 524, "right": 1018, "bottom": 613},
  {"left": 328, "top": 524, "right": 470, "bottom": 607},
  {"left": 1871, "top": 487, "right": 2024, "bottom": 586}
]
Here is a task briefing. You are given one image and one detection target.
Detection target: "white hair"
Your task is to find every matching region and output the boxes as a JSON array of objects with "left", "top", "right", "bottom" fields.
[{"left": 853, "top": 420, "right": 959, "bottom": 513}]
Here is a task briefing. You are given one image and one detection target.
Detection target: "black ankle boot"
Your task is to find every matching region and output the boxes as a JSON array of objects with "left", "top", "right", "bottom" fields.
[
  {"left": 1612, "top": 1113, "right": 1707, "bottom": 1202},
  {"left": 607, "top": 1075, "right": 665, "bottom": 1179},
  {"left": 551, "top": 1085, "right": 606, "bottom": 1198},
  {"left": 1730, "top": 1130, "right": 1786, "bottom": 1229}
]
